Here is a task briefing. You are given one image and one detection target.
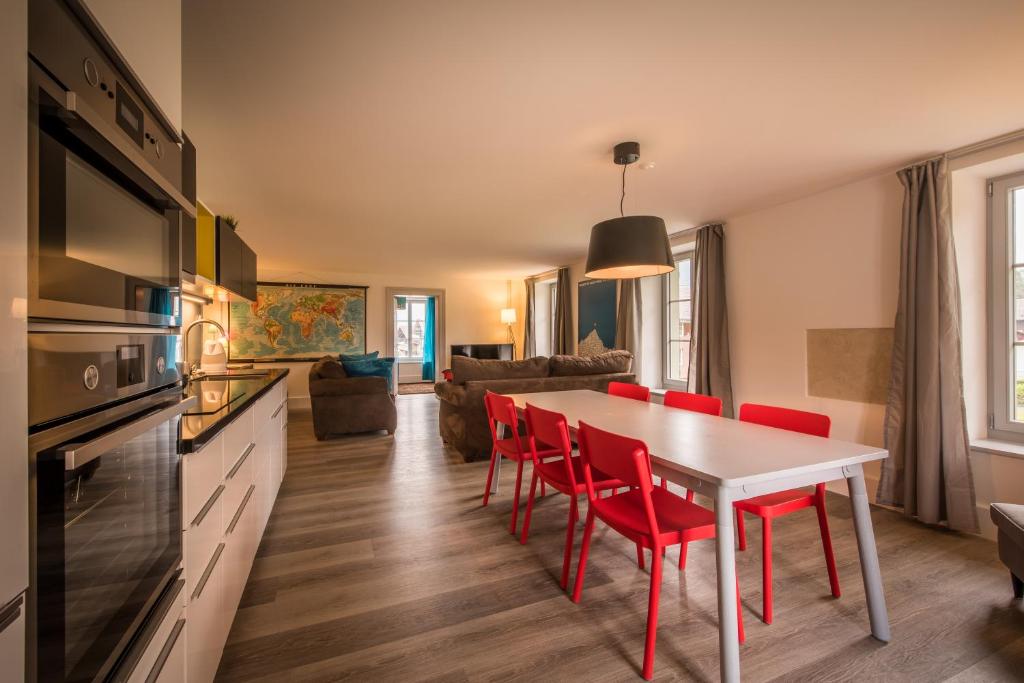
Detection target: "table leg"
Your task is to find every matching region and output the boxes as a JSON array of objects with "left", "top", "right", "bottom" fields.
[
  {"left": 845, "top": 465, "right": 891, "bottom": 642},
  {"left": 491, "top": 423, "right": 507, "bottom": 495},
  {"left": 714, "top": 487, "right": 741, "bottom": 683}
]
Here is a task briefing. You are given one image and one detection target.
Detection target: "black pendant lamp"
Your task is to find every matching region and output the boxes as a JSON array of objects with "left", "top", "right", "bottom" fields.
[{"left": 585, "top": 141, "right": 674, "bottom": 279}]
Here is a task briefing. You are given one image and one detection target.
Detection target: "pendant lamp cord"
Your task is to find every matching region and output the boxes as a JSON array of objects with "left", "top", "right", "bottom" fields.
[{"left": 620, "top": 163, "right": 627, "bottom": 217}]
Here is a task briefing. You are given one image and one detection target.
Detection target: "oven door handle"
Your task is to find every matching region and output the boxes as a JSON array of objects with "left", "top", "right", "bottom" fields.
[
  {"left": 57, "top": 90, "right": 196, "bottom": 219},
  {"left": 59, "top": 396, "right": 197, "bottom": 471}
]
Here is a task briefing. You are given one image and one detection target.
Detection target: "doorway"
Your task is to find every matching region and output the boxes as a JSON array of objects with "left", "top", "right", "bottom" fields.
[{"left": 385, "top": 287, "right": 446, "bottom": 390}]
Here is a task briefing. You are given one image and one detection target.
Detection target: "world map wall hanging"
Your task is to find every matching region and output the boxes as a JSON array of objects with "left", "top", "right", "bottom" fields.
[{"left": 228, "top": 282, "right": 367, "bottom": 361}]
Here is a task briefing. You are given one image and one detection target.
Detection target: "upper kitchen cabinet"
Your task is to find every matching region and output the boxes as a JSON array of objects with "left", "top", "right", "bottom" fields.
[
  {"left": 82, "top": 0, "right": 183, "bottom": 135},
  {"left": 181, "top": 132, "right": 197, "bottom": 276},
  {"left": 215, "top": 218, "right": 258, "bottom": 301}
]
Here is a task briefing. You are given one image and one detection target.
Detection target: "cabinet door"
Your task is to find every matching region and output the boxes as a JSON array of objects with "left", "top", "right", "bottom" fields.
[
  {"left": 180, "top": 133, "right": 196, "bottom": 275},
  {"left": 240, "top": 240, "right": 257, "bottom": 301},
  {"left": 216, "top": 219, "right": 242, "bottom": 295},
  {"left": 186, "top": 543, "right": 227, "bottom": 683}
]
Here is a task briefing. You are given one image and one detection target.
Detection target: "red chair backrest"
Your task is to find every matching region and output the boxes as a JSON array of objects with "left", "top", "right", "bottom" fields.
[
  {"left": 664, "top": 390, "right": 722, "bottom": 416},
  {"left": 608, "top": 381, "right": 651, "bottom": 402},
  {"left": 524, "top": 403, "right": 575, "bottom": 483},
  {"left": 577, "top": 421, "right": 659, "bottom": 535},
  {"left": 738, "top": 403, "right": 831, "bottom": 438},
  {"left": 484, "top": 391, "right": 524, "bottom": 449}
]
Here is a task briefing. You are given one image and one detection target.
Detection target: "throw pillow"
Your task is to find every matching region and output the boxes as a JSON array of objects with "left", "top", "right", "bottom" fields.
[
  {"left": 340, "top": 351, "right": 379, "bottom": 362},
  {"left": 549, "top": 350, "right": 633, "bottom": 377},
  {"left": 342, "top": 357, "right": 395, "bottom": 393},
  {"left": 311, "top": 356, "right": 347, "bottom": 379}
]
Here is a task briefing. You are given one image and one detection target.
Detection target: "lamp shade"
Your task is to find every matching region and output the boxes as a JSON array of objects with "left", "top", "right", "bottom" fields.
[
  {"left": 500, "top": 308, "right": 517, "bottom": 324},
  {"left": 584, "top": 215, "right": 674, "bottom": 279}
]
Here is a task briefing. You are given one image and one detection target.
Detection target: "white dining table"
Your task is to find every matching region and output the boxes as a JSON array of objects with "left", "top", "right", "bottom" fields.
[{"left": 497, "top": 390, "right": 891, "bottom": 682}]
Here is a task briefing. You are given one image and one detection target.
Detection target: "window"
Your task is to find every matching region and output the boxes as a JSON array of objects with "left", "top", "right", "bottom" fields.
[
  {"left": 532, "top": 279, "right": 557, "bottom": 357},
  {"left": 989, "top": 172, "right": 1024, "bottom": 439},
  {"left": 394, "top": 295, "right": 427, "bottom": 360},
  {"left": 663, "top": 252, "right": 693, "bottom": 389}
]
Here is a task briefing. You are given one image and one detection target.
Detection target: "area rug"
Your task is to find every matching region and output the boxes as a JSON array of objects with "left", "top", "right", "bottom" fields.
[{"left": 398, "top": 382, "right": 436, "bottom": 395}]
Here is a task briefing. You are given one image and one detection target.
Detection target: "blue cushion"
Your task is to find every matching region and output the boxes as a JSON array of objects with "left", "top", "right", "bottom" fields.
[
  {"left": 342, "top": 357, "right": 395, "bottom": 393},
  {"left": 340, "top": 351, "right": 379, "bottom": 362}
]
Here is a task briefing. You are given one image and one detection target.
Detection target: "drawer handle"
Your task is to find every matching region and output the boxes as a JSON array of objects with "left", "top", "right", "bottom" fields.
[
  {"left": 0, "top": 594, "right": 22, "bottom": 634},
  {"left": 144, "top": 618, "right": 185, "bottom": 683},
  {"left": 192, "top": 543, "right": 225, "bottom": 601},
  {"left": 226, "top": 485, "right": 256, "bottom": 535},
  {"left": 272, "top": 402, "right": 285, "bottom": 419},
  {"left": 227, "top": 442, "right": 256, "bottom": 480},
  {"left": 190, "top": 484, "right": 225, "bottom": 528}
]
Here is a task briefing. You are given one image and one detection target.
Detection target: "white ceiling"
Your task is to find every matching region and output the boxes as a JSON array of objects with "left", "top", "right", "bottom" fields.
[{"left": 182, "top": 0, "right": 1024, "bottom": 279}]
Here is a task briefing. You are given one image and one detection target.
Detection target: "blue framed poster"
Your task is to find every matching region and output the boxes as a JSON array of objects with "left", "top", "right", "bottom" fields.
[{"left": 577, "top": 279, "right": 617, "bottom": 356}]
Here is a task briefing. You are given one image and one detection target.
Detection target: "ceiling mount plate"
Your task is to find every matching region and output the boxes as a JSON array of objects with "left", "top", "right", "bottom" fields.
[{"left": 613, "top": 141, "right": 640, "bottom": 165}]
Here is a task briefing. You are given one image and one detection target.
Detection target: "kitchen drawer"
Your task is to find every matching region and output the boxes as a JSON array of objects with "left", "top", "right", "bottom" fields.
[
  {"left": 222, "top": 438, "right": 255, "bottom": 525},
  {"left": 184, "top": 485, "right": 224, "bottom": 598},
  {"left": 126, "top": 581, "right": 186, "bottom": 683},
  {"left": 182, "top": 434, "right": 222, "bottom": 531},
  {"left": 223, "top": 484, "right": 257, "bottom": 616},
  {"left": 280, "top": 419, "right": 288, "bottom": 478},
  {"left": 221, "top": 409, "right": 254, "bottom": 479},
  {"left": 147, "top": 616, "right": 186, "bottom": 683},
  {"left": 253, "top": 387, "right": 279, "bottom": 427},
  {"left": 186, "top": 543, "right": 227, "bottom": 683}
]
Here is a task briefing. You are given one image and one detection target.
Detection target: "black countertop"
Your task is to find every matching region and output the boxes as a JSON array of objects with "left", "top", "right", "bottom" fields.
[{"left": 179, "top": 369, "right": 289, "bottom": 453}]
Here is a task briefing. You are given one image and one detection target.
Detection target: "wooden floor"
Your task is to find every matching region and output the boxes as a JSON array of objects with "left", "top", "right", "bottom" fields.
[{"left": 216, "top": 395, "right": 1024, "bottom": 682}]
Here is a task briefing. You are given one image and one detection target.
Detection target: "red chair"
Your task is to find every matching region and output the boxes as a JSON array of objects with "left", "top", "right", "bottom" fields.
[
  {"left": 520, "top": 404, "right": 624, "bottom": 589},
  {"left": 608, "top": 381, "right": 651, "bottom": 402},
  {"left": 571, "top": 421, "right": 744, "bottom": 680},
  {"left": 734, "top": 403, "right": 841, "bottom": 624},
  {"left": 663, "top": 389, "right": 723, "bottom": 417},
  {"left": 482, "top": 392, "right": 559, "bottom": 534}
]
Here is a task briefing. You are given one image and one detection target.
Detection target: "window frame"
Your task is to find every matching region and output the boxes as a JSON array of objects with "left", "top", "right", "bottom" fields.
[
  {"left": 662, "top": 251, "right": 694, "bottom": 390},
  {"left": 988, "top": 171, "right": 1024, "bottom": 441}
]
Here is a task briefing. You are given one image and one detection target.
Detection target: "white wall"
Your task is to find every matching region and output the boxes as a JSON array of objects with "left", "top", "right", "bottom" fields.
[
  {"left": 85, "top": 0, "right": 183, "bottom": 133},
  {"left": 200, "top": 268, "right": 523, "bottom": 408}
]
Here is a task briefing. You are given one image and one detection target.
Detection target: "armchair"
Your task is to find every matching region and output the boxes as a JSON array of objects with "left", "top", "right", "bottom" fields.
[{"left": 309, "top": 357, "right": 397, "bottom": 439}]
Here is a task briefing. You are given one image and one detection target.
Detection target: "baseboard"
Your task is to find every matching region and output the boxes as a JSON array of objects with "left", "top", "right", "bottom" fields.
[{"left": 288, "top": 395, "right": 311, "bottom": 411}]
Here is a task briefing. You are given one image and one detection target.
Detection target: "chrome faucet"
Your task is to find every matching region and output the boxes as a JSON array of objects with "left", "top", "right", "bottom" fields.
[{"left": 183, "top": 318, "right": 226, "bottom": 378}]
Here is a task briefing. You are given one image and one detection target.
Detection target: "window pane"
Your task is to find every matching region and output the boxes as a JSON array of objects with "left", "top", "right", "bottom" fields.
[
  {"left": 1015, "top": 345, "right": 1024, "bottom": 422},
  {"left": 1015, "top": 267, "right": 1024, "bottom": 342},
  {"left": 677, "top": 258, "right": 691, "bottom": 299},
  {"left": 1014, "top": 187, "right": 1024, "bottom": 264},
  {"left": 666, "top": 340, "right": 690, "bottom": 382}
]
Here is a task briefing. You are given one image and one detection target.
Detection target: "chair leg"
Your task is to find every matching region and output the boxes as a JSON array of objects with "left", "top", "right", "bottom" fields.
[
  {"left": 736, "top": 575, "right": 745, "bottom": 644},
  {"left": 641, "top": 547, "right": 664, "bottom": 681},
  {"left": 572, "top": 508, "right": 596, "bottom": 603},
  {"left": 520, "top": 470, "right": 539, "bottom": 545},
  {"left": 685, "top": 489, "right": 694, "bottom": 503},
  {"left": 762, "top": 517, "right": 773, "bottom": 624},
  {"left": 509, "top": 460, "right": 524, "bottom": 535},
  {"left": 736, "top": 508, "right": 747, "bottom": 551},
  {"left": 678, "top": 540, "right": 689, "bottom": 571},
  {"left": 636, "top": 543, "right": 646, "bottom": 570},
  {"left": 1013, "top": 572, "right": 1023, "bottom": 600},
  {"left": 815, "top": 494, "right": 841, "bottom": 598},
  {"left": 561, "top": 497, "right": 578, "bottom": 590},
  {"left": 482, "top": 448, "right": 498, "bottom": 506},
  {"left": 541, "top": 479, "right": 547, "bottom": 497}
]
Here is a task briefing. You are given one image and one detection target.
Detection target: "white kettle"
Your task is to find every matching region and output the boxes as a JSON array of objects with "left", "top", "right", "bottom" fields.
[{"left": 200, "top": 339, "right": 228, "bottom": 374}]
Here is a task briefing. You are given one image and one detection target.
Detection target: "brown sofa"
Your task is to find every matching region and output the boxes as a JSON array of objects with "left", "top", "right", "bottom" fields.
[
  {"left": 434, "top": 351, "right": 635, "bottom": 461},
  {"left": 309, "top": 357, "right": 397, "bottom": 439}
]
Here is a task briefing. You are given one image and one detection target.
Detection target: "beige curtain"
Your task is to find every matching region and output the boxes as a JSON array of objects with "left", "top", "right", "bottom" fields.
[
  {"left": 523, "top": 277, "right": 537, "bottom": 358},
  {"left": 616, "top": 278, "right": 642, "bottom": 377},
  {"left": 553, "top": 267, "right": 573, "bottom": 354},
  {"left": 879, "top": 156, "right": 977, "bottom": 532},
  {"left": 687, "top": 224, "right": 735, "bottom": 418}
]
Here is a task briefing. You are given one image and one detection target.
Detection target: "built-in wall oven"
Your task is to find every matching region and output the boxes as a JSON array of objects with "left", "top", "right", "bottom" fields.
[
  {"left": 28, "top": 0, "right": 194, "bottom": 328},
  {"left": 28, "top": 333, "right": 194, "bottom": 683}
]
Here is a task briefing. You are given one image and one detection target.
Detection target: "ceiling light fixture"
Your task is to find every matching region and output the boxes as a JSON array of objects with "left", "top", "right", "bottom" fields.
[{"left": 584, "top": 141, "right": 674, "bottom": 279}]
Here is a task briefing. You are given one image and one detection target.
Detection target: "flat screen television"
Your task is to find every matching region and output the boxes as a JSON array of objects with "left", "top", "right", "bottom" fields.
[{"left": 450, "top": 343, "right": 513, "bottom": 360}]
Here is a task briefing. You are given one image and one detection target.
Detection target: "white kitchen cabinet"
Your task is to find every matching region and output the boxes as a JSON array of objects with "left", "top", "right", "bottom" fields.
[
  {"left": 126, "top": 582, "right": 186, "bottom": 683},
  {"left": 182, "top": 377, "right": 288, "bottom": 683}
]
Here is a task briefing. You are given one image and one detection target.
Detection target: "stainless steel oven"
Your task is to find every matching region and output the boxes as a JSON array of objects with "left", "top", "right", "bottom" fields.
[
  {"left": 28, "top": 332, "right": 193, "bottom": 683},
  {"left": 28, "top": 0, "right": 195, "bottom": 327}
]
